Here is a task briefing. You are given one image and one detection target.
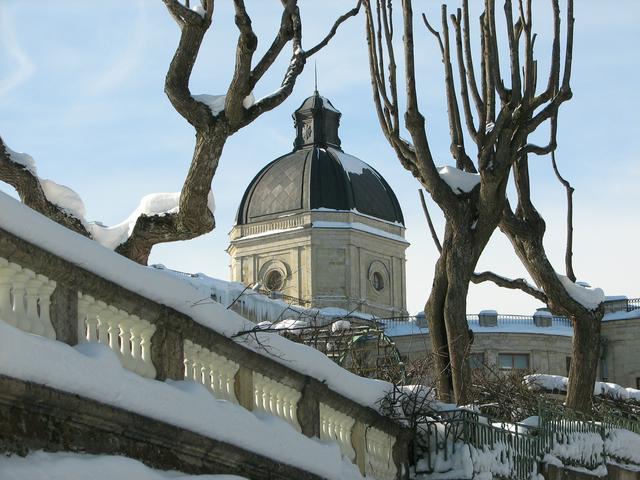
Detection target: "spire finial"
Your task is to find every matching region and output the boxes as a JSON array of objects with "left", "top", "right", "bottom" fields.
[{"left": 314, "top": 61, "right": 318, "bottom": 94}]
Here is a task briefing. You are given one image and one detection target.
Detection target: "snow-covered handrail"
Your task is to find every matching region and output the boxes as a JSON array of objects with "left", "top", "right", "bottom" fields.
[
  {"left": 0, "top": 208, "right": 409, "bottom": 479},
  {"left": 77, "top": 292, "right": 156, "bottom": 378},
  {"left": 0, "top": 256, "right": 56, "bottom": 339}
]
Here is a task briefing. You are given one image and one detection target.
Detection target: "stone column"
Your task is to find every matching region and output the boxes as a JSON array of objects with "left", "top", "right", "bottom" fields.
[
  {"left": 296, "top": 380, "right": 320, "bottom": 438},
  {"left": 49, "top": 284, "right": 79, "bottom": 345},
  {"left": 150, "top": 308, "right": 184, "bottom": 381}
]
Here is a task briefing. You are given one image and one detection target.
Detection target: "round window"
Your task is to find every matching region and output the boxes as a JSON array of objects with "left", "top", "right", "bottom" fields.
[
  {"left": 264, "top": 269, "right": 285, "bottom": 292},
  {"left": 371, "top": 271, "right": 384, "bottom": 291}
]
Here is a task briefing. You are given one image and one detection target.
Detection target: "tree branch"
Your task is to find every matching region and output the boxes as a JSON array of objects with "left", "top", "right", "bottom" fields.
[
  {"left": 551, "top": 150, "right": 576, "bottom": 282},
  {"left": 471, "top": 270, "right": 547, "bottom": 303},
  {"left": 419, "top": 189, "right": 442, "bottom": 253},
  {"left": 0, "top": 138, "right": 89, "bottom": 237}
]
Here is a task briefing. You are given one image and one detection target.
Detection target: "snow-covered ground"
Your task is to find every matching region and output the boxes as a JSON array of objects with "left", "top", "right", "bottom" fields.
[
  {"left": 0, "top": 451, "right": 247, "bottom": 480},
  {"left": 0, "top": 321, "right": 364, "bottom": 480}
]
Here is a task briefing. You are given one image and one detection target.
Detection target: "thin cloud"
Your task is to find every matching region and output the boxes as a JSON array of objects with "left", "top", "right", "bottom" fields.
[
  {"left": 0, "top": 4, "right": 36, "bottom": 98},
  {"left": 89, "top": 0, "right": 148, "bottom": 95}
]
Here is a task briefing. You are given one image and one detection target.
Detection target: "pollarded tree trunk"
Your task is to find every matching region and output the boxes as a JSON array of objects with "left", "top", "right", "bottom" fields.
[
  {"left": 501, "top": 198, "right": 604, "bottom": 413},
  {"left": 566, "top": 310, "right": 602, "bottom": 411},
  {"left": 424, "top": 218, "right": 490, "bottom": 404}
]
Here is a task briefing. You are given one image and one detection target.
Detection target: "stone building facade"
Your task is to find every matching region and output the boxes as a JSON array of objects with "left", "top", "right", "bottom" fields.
[{"left": 228, "top": 92, "right": 408, "bottom": 318}]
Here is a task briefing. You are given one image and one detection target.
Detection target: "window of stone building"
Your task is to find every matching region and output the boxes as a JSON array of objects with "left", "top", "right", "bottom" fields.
[
  {"left": 468, "top": 352, "right": 485, "bottom": 370},
  {"left": 498, "top": 353, "right": 530, "bottom": 370},
  {"left": 264, "top": 269, "right": 285, "bottom": 292},
  {"left": 371, "top": 271, "right": 384, "bottom": 291},
  {"left": 566, "top": 357, "right": 572, "bottom": 376}
]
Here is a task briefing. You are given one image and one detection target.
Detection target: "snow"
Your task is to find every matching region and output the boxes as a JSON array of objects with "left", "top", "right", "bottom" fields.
[
  {"left": 312, "top": 221, "right": 408, "bottom": 244},
  {"left": 526, "top": 373, "right": 640, "bottom": 402},
  {"left": 312, "top": 208, "right": 405, "bottom": 228},
  {"left": 0, "top": 451, "right": 247, "bottom": 480},
  {"left": 238, "top": 226, "right": 304, "bottom": 241},
  {"left": 557, "top": 274, "right": 605, "bottom": 310},
  {"left": 605, "top": 429, "right": 640, "bottom": 465},
  {"left": 40, "top": 178, "right": 87, "bottom": 221},
  {"left": 603, "top": 309, "right": 640, "bottom": 322},
  {"left": 437, "top": 166, "right": 480, "bottom": 194},
  {"left": 0, "top": 322, "right": 365, "bottom": 480},
  {"left": 331, "top": 320, "right": 351, "bottom": 332},
  {"left": 273, "top": 318, "right": 310, "bottom": 335},
  {"left": 88, "top": 191, "right": 215, "bottom": 250},
  {"left": 5, "top": 144, "right": 37, "bottom": 174},
  {"left": 191, "top": 3, "right": 206, "bottom": 18},
  {"left": 329, "top": 148, "right": 372, "bottom": 176},
  {"left": 0, "top": 191, "right": 392, "bottom": 409},
  {"left": 382, "top": 318, "right": 573, "bottom": 338},
  {"left": 193, "top": 93, "right": 255, "bottom": 116}
]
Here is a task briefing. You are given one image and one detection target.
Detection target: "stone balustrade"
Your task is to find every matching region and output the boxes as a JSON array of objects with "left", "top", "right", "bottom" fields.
[
  {"left": 0, "top": 256, "right": 56, "bottom": 339},
  {"left": 365, "top": 427, "right": 397, "bottom": 480},
  {"left": 320, "top": 402, "right": 356, "bottom": 461},
  {"left": 184, "top": 339, "right": 239, "bottom": 403},
  {"left": 0, "top": 226, "right": 409, "bottom": 480},
  {"left": 77, "top": 292, "right": 156, "bottom": 378},
  {"left": 253, "top": 372, "right": 301, "bottom": 431}
]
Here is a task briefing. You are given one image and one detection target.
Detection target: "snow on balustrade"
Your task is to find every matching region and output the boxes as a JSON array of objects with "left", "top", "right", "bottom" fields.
[
  {"left": 320, "top": 403, "right": 356, "bottom": 461},
  {"left": 0, "top": 257, "right": 56, "bottom": 339},
  {"left": 365, "top": 427, "right": 397, "bottom": 480},
  {"left": 183, "top": 339, "right": 239, "bottom": 403},
  {"left": 77, "top": 292, "right": 156, "bottom": 378},
  {"left": 253, "top": 372, "right": 301, "bottom": 431}
]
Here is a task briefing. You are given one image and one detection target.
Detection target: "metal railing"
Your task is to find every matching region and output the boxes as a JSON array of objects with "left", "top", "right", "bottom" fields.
[
  {"left": 628, "top": 298, "right": 640, "bottom": 312},
  {"left": 418, "top": 399, "right": 640, "bottom": 479}
]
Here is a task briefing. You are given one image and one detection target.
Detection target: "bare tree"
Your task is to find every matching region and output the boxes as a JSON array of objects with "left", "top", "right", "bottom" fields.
[
  {"left": 363, "top": 0, "right": 574, "bottom": 403},
  {"left": 0, "top": 0, "right": 361, "bottom": 264}
]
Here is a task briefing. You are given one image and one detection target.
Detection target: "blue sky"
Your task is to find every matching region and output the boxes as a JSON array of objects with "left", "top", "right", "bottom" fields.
[{"left": 1, "top": 1, "right": 638, "bottom": 315}]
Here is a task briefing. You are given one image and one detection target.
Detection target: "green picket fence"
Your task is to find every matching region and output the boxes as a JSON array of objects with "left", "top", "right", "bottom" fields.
[{"left": 416, "top": 399, "right": 640, "bottom": 479}]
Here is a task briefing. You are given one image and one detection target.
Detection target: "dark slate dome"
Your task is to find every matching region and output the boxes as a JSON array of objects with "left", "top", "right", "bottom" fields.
[{"left": 236, "top": 92, "right": 405, "bottom": 226}]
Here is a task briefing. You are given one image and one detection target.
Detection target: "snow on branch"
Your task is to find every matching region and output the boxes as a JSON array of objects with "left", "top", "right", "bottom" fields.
[{"left": 557, "top": 274, "right": 604, "bottom": 311}]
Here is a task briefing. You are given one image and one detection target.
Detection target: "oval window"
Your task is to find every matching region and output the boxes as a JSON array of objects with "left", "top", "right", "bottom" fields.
[
  {"left": 264, "top": 269, "right": 285, "bottom": 292},
  {"left": 371, "top": 271, "right": 384, "bottom": 291}
]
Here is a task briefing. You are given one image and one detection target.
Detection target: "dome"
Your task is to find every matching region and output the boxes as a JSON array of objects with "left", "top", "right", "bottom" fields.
[{"left": 236, "top": 92, "right": 404, "bottom": 226}]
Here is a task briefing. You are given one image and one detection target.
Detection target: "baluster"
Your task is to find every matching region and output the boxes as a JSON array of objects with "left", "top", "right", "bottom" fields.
[
  {"left": 37, "top": 276, "right": 56, "bottom": 339},
  {"left": 0, "top": 260, "right": 20, "bottom": 326},
  {"left": 139, "top": 322, "right": 156, "bottom": 378},
  {"left": 275, "top": 389, "right": 285, "bottom": 419},
  {"left": 85, "top": 296, "right": 100, "bottom": 342},
  {"left": 106, "top": 306, "right": 121, "bottom": 355},
  {"left": 130, "top": 317, "right": 144, "bottom": 374},
  {"left": 24, "top": 272, "right": 43, "bottom": 335},
  {"left": 118, "top": 313, "right": 134, "bottom": 370},
  {"left": 77, "top": 293, "right": 89, "bottom": 342},
  {"left": 11, "top": 269, "right": 30, "bottom": 331},
  {"left": 223, "top": 361, "right": 236, "bottom": 400},
  {"left": 253, "top": 375, "right": 264, "bottom": 411},
  {"left": 183, "top": 339, "right": 194, "bottom": 379},
  {"left": 95, "top": 301, "right": 110, "bottom": 345}
]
